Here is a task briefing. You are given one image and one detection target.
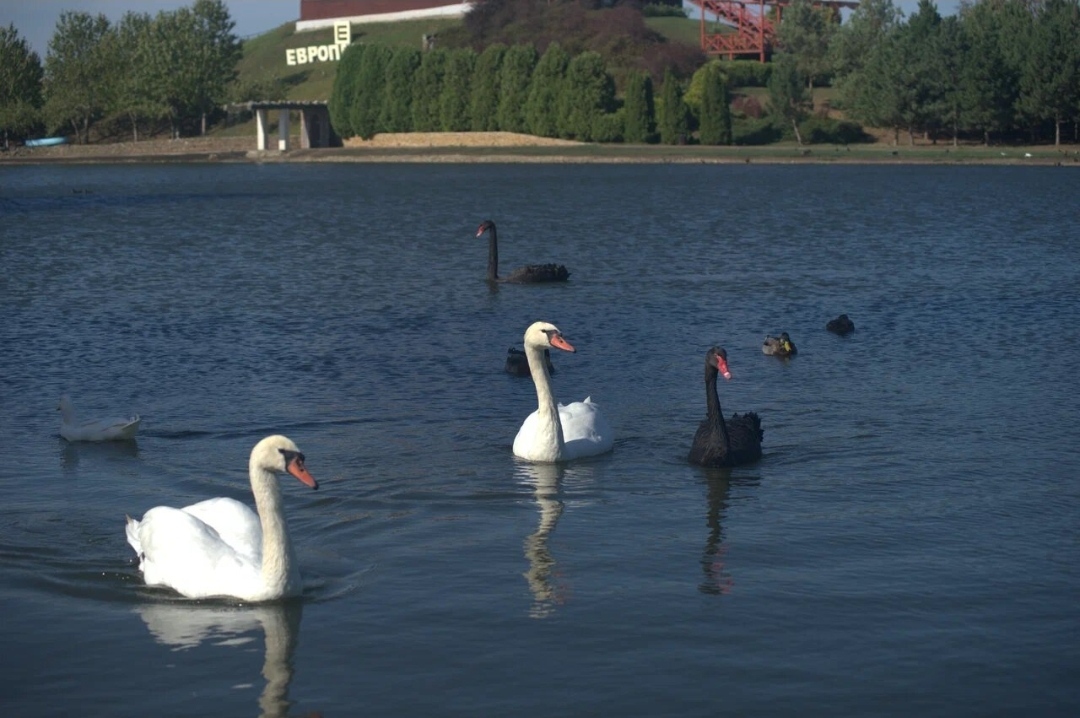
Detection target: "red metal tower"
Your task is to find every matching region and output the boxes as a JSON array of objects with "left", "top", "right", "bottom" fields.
[{"left": 688, "top": 0, "right": 859, "bottom": 63}]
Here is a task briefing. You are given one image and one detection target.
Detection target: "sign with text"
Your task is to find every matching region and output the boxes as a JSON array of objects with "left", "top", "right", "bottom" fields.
[{"left": 286, "top": 21, "right": 351, "bottom": 66}]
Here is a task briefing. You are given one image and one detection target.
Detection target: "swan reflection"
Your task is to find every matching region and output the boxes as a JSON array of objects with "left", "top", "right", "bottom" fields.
[
  {"left": 700, "top": 471, "right": 734, "bottom": 596},
  {"left": 516, "top": 462, "right": 567, "bottom": 619},
  {"left": 59, "top": 438, "right": 139, "bottom": 472},
  {"left": 134, "top": 600, "right": 304, "bottom": 718}
]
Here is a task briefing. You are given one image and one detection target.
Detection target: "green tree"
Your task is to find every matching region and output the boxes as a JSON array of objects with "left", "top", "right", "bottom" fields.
[
  {"left": 102, "top": 12, "right": 155, "bottom": 142},
  {"left": 829, "top": 0, "right": 901, "bottom": 81},
  {"left": 556, "top": 51, "right": 615, "bottom": 141},
  {"left": 412, "top": 48, "right": 448, "bottom": 132},
  {"left": 43, "top": 12, "right": 112, "bottom": 143},
  {"left": 622, "top": 70, "right": 655, "bottom": 144},
  {"left": 496, "top": 44, "right": 536, "bottom": 133},
  {"left": 129, "top": 1, "right": 240, "bottom": 138},
  {"left": 330, "top": 42, "right": 366, "bottom": 137},
  {"left": 0, "top": 23, "right": 44, "bottom": 142},
  {"left": 894, "top": 0, "right": 946, "bottom": 144},
  {"left": 935, "top": 15, "right": 967, "bottom": 146},
  {"left": 832, "top": 0, "right": 902, "bottom": 131},
  {"left": 698, "top": 63, "right": 732, "bottom": 145},
  {"left": 852, "top": 33, "right": 906, "bottom": 143},
  {"left": 1019, "top": 0, "right": 1080, "bottom": 146},
  {"left": 657, "top": 68, "right": 689, "bottom": 144},
  {"left": 187, "top": 0, "right": 242, "bottom": 135},
  {"left": 775, "top": 0, "right": 837, "bottom": 94},
  {"left": 470, "top": 43, "right": 505, "bottom": 131},
  {"left": 957, "top": 0, "right": 1023, "bottom": 145},
  {"left": 767, "top": 53, "right": 811, "bottom": 144},
  {"left": 439, "top": 48, "right": 476, "bottom": 132},
  {"left": 380, "top": 47, "right": 420, "bottom": 133},
  {"left": 351, "top": 44, "right": 392, "bottom": 139},
  {"left": 525, "top": 43, "right": 569, "bottom": 138}
]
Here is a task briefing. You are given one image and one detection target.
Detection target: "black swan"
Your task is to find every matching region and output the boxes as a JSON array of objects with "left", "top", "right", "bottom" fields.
[
  {"left": 688, "top": 347, "right": 763, "bottom": 467},
  {"left": 762, "top": 332, "right": 797, "bottom": 357},
  {"left": 826, "top": 314, "right": 855, "bottom": 335},
  {"left": 505, "top": 347, "right": 555, "bottom": 377},
  {"left": 476, "top": 220, "right": 570, "bottom": 283}
]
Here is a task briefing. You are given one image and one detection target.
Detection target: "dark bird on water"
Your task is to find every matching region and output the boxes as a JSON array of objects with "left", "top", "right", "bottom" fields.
[
  {"left": 505, "top": 347, "right": 555, "bottom": 377},
  {"left": 826, "top": 314, "right": 855, "bottom": 336},
  {"left": 762, "top": 332, "right": 797, "bottom": 357},
  {"left": 688, "top": 347, "right": 763, "bottom": 468},
  {"left": 476, "top": 220, "right": 570, "bottom": 284}
]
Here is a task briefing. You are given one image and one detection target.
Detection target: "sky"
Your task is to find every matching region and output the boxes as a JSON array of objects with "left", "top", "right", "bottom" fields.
[{"left": 4, "top": 0, "right": 962, "bottom": 59}]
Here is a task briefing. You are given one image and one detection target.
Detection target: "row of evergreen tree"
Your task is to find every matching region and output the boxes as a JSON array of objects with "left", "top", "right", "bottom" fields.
[
  {"left": 780, "top": 0, "right": 1080, "bottom": 146},
  {"left": 329, "top": 41, "right": 734, "bottom": 145},
  {"left": 0, "top": 0, "right": 240, "bottom": 144}
]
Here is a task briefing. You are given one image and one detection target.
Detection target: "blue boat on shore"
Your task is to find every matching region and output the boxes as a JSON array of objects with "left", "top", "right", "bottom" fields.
[{"left": 24, "top": 136, "right": 69, "bottom": 147}]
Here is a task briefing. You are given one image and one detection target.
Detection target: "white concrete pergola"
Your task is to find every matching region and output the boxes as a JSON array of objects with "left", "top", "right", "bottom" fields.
[{"left": 232, "top": 100, "right": 336, "bottom": 150}]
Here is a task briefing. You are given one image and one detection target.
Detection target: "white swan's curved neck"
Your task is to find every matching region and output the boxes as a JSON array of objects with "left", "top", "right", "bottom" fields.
[
  {"left": 527, "top": 344, "right": 565, "bottom": 459},
  {"left": 250, "top": 465, "right": 296, "bottom": 597}
]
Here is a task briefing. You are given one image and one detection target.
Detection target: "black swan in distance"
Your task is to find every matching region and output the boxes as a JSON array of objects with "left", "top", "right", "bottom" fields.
[
  {"left": 476, "top": 220, "right": 570, "bottom": 283},
  {"left": 762, "top": 332, "right": 797, "bottom": 357},
  {"left": 688, "top": 347, "right": 763, "bottom": 468},
  {"left": 506, "top": 347, "right": 555, "bottom": 377},
  {"left": 826, "top": 314, "right": 855, "bottom": 335}
]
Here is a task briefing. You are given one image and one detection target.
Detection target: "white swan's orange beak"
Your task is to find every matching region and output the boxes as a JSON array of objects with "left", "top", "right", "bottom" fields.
[
  {"left": 287, "top": 456, "right": 318, "bottom": 490},
  {"left": 550, "top": 334, "right": 576, "bottom": 353},
  {"left": 717, "top": 356, "right": 732, "bottom": 380}
]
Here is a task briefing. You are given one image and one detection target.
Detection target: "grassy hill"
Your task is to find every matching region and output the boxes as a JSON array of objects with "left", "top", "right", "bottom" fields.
[{"left": 232, "top": 15, "right": 705, "bottom": 103}]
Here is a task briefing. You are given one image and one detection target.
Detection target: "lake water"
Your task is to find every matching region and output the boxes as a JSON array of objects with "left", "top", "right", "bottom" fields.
[{"left": 1, "top": 161, "right": 1078, "bottom": 717}]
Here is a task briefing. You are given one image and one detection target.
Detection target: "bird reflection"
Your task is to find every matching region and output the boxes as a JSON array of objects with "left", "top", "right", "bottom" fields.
[
  {"left": 700, "top": 471, "right": 735, "bottom": 596},
  {"left": 59, "top": 438, "right": 139, "bottom": 473},
  {"left": 516, "top": 462, "right": 567, "bottom": 619},
  {"left": 133, "top": 600, "right": 306, "bottom": 718}
]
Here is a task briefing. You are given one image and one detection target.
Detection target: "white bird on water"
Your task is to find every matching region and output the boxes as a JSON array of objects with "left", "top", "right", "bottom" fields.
[{"left": 58, "top": 394, "right": 140, "bottom": 441}]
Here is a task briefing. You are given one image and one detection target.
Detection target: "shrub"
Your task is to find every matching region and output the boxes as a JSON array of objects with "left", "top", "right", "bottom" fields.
[
  {"left": 732, "top": 116, "right": 783, "bottom": 145},
  {"left": 593, "top": 109, "right": 625, "bottom": 143},
  {"left": 496, "top": 44, "right": 537, "bottom": 133},
  {"left": 557, "top": 51, "right": 616, "bottom": 141},
  {"left": 717, "top": 60, "right": 771, "bottom": 88},
  {"left": 642, "top": 3, "right": 689, "bottom": 18},
  {"left": 622, "top": 70, "right": 656, "bottom": 144},
  {"left": 798, "top": 116, "right": 871, "bottom": 144}
]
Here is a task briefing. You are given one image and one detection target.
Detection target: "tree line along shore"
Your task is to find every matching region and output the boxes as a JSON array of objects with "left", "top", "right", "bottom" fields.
[{"left": 2, "top": 0, "right": 1079, "bottom": 153}]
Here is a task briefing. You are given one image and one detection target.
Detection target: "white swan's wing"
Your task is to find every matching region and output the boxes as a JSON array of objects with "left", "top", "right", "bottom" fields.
[
  {"left": 127, "top": 505, "right": 259, "bottom": 599},
  {"left": 181, "top": 497, "right": 262, "bottom": 565},
  {"left": 62, "top": 415, "right": 140, "bottom": 441},
  {"left": 559, "top": 397, "right": 614, "bottom": 459}
]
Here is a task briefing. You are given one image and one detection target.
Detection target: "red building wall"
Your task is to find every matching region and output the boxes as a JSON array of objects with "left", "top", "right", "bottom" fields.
[{"left": 300, "top": 0, "right": 464, "bottom": 21}]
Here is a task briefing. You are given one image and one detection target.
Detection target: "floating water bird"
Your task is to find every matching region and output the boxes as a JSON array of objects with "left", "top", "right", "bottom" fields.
[
  {"left": 826, "top": 314, "right": 856, "bottom": 336},
  {"left": 125, "top": 435, "right": 319, "bottom": 601},
  {"left": 506, "top": 346, "right": 555, "bottom": 377},
  {"left": 58, "top": 394, "right": 140, "bottom": 442},
  {"left": 762, "top": 332, "right": 797, "bottom": 357},
  {"left": 513, "top": 322, "right": 613, "bottom": 462},
  {"left": 476, "top": 220, "right": 570, "bottom": 283},
  {"left": 688, "top": 347, "right": 763, "bottom": 467}
]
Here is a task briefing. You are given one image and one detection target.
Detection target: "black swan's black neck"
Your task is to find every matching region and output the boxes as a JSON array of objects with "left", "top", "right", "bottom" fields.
[
  {"left": 705, "top": 367, "right": 731, "bottom": 450},
  {"left": 486, "top": 226, "right": 499, "bottom": 282}
]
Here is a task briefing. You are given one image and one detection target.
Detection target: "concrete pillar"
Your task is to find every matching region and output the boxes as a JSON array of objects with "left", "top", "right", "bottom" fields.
[
  {"left": 256, "top": 109, "right": 268, "bottom": 151},
  {"left": 278, "top": 109, "right": 290, "bottom": 151},
  {"left": 300, "top": 110, "right": 311, "bottom": 149}
]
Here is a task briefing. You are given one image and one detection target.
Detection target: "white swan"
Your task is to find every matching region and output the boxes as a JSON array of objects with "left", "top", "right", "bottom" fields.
[
  {"left": 59, "top": 394, "right": 140, "bottom": 442},
  {"left": 125, "top": 435, "right": 318, "bottom": 601},
  {"left": 513, "top": 321, "right": 614, "bottom": 462}
]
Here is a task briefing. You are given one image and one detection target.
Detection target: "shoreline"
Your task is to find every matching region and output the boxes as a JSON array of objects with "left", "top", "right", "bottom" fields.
[{"left": 2, "top": 132, "right": 1078, "bottom": 166}]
